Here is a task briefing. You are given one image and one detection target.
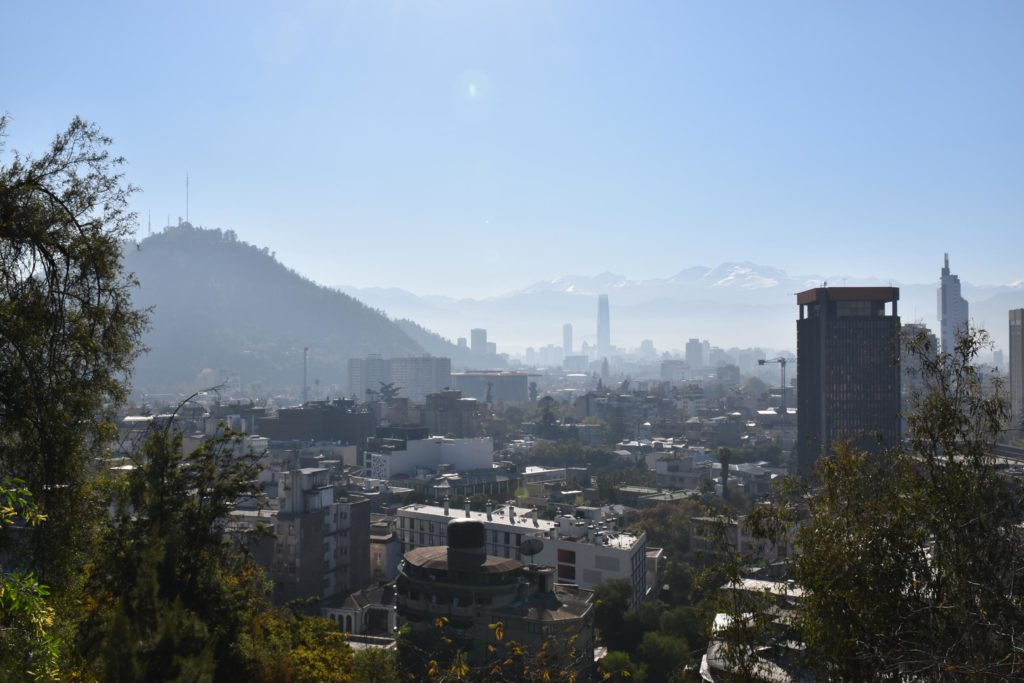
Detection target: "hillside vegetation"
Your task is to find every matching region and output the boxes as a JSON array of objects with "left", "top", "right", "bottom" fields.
[{"left": 126, "top": 224, "right": 457, "bottom": 392}]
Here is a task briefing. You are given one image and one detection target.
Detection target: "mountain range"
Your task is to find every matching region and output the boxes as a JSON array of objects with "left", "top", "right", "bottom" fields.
[
  {"left": 339, "top": 262, "right": 1024, "bottom": 356},
  {"left": 124, "top": 227, "right": 1023, "bottom": 395}
]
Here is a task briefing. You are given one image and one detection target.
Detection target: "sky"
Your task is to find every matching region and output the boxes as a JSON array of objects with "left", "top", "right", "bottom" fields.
[{"left": 3, "top": 0, "right": 1023, "bottom": 297}]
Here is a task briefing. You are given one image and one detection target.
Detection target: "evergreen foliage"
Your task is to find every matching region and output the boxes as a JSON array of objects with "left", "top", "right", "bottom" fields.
[{"left": 0, "top": 115, "right": 147, "bottom": 584}]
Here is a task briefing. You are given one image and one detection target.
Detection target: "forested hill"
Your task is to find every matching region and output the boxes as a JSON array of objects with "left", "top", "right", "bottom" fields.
[{"left": 124, "top": 224, "right": 445, "bottom": 393}]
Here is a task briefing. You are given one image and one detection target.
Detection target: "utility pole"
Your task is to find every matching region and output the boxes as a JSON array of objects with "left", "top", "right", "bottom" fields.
[{"left": 302, "top": 347, "right": 309, "bottom": 404}]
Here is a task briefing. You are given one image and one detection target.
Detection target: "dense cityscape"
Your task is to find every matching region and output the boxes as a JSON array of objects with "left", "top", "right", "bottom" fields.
[{"left": 3, "top": 2, "right": 1024, "bottom": 682}]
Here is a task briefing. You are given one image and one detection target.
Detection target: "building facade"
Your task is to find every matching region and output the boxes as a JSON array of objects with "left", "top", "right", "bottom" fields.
[
  {"left": 938, "top": 253, "right": 969, "bottom": 354},
  {"left": 796, "top": 287, "right": 902, "bottom": 475},
  {"left": 258, "top": 399, "right": 374, "bottom": 449},
  {"left": 470, "top": 328, "right": 488, "bottom": 355},
  {"left": 421, "top": 389, "right": 482, "bottom": 437},
  {"left": 368, "top": 436, "right": 494, "bottom": 479},
  {"left": 452, "top": 371, "right": 530, "bottom": 404},
  {"left": 395, "top": 519, "right": 594, "bottom": 676},
  {"left": 685, "top": 338, "right": 703, "bottom": 374},
  {"left": 1011, "top": 309, "right": 1024, "bottom": 436},
  {"left": 348, "top": 356, "right": 452, "bottom": 403},
  {"left": 901, "top": 322, "right": 938, "bottom": 418},
  {"left": 397, "top": 502, "right": 647, "bottom": 606},
  {"left": 272, "top": 468, "right": 370, "bottom": 607}
]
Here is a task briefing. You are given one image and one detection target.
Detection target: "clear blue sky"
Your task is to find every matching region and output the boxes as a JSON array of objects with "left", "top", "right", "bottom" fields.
[{"left": 3, "top": 1, "right": 1022, "bottom": 296}]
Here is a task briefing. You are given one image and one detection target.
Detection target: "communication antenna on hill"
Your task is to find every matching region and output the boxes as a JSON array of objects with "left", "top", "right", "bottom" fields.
[
  {"left": 147, "top": 210, "right": 151, "bottom": 236},
  {"left": 186, "top": 172, "right": 189, "bottom": 223}
]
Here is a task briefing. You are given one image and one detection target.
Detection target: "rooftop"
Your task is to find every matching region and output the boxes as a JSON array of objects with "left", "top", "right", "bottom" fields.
[
  {"left": 400, "top": 503, "right": 556, "bottom": 532},
  {"left": 403, "top": 546, "right": 522, "bottom": 574}
]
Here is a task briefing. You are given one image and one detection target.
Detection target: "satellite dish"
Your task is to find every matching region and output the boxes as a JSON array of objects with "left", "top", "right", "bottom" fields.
[{"left": 519, "top": 537, "right": 544, "bottom": 563}]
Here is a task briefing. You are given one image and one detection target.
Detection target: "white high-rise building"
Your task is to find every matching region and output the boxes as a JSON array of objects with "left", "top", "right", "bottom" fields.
[
  {"left": 938, "top": 253, "right": 969, "bottom": 354},
  {"left": 597, "top": 295, "right": 611, "bottom": 357}
]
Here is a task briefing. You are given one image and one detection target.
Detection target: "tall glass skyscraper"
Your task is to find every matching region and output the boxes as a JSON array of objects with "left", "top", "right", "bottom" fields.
[{"left": 938, "top": 253, "right": 969, "bottom": 354}]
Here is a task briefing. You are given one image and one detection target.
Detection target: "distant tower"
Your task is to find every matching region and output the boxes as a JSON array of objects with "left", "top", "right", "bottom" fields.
[
  {"left": 563, "top": 323, "right": 573, "bottom": 356},
  {"left": 685, "top": 339, "right": 703, "bottom": 373},
  {"left": 796, "top": 287, "right": 902, "bottom": 476},
  {"left": 1010, "top": 309, "right": 1024, "bottom": 437},
  {"left": 471, "top": 329, "right": 488, "bottom": 355},
  {"left": 938, "top": 254, "right": 969, "bottom": 353},
  {"left": 597, "top": 295, "right": 610, "bottom": 357}
]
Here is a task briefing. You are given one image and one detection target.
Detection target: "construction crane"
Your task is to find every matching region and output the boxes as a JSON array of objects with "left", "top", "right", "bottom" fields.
[{"left": 758, "top": 357, "right": 789, "bottom": 416}]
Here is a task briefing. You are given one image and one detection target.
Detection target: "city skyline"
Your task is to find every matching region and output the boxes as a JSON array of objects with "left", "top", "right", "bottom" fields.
[{"left": 3, "top": 1, "right": 1022, "bottom": 297}]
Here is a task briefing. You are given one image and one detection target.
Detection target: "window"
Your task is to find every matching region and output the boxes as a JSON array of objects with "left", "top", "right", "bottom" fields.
[
  {"left": 557, "top": 549, "right": 576, "bottom": 564},
  {"left": 558, "top": 564, "right": 576, "bottom": 580}
]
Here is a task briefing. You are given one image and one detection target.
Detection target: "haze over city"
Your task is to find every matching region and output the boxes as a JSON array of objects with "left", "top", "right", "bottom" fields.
[{"left": 4, "top": 2, "right": 1024, "bottom": 681}]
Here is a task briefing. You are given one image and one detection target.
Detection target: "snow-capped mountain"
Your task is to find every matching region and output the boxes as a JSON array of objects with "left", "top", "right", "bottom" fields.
[{"left": 338, "top": 263, "right": 1024, "bottom": 356}]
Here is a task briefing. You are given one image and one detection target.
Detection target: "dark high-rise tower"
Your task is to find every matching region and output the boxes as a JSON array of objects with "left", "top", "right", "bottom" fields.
[
  {"left": 796, "top": 287, "right": 902, "bottom": 476},
  {"left": 1010, "top": 309, "right": 1024, "bottom": 437},
  {"left": 597, "top": 294, "right": 610, "bottom": 357},
  {"left": 938, "top": 253, "right": 969, "bottom": 354}
]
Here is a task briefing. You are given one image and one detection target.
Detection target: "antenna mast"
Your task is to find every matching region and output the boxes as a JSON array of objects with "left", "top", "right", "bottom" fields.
[{"left": 186, "top": 172, "right": 189, "bottom": 223}]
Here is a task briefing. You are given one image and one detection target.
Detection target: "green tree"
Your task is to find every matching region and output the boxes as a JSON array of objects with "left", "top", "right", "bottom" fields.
[
  {"left": 236, "top": 608, "right": 355, "bottom": 683},
  {"left": 80, "top": 422, "right": 268, "bottom": 681},
  {"left": 597, "top": 651, "right": 643, "bottom": 682},
  {"left": 0, "top": 116, "right": 147, "bottom": 585},
  {"left": 744, "top": 327, "right": 1024, "bottom": 680},
  {"left": 593, "top": 579, "right": 634, "bottom": 650},
  {"left": 0, "top": 479, "right": 60, "bottom": 681},
  {"left": 378, "top": 382, "right": 400, "bottom": 405},
  {"left": 351, "top": 648, "right": 401, "bottom": 683},
  {"left": 636, "top": 630, "right": 689, "bottom": 681},
  {"left": 536, "top": 396, "right": 560, "bottom": 439}
]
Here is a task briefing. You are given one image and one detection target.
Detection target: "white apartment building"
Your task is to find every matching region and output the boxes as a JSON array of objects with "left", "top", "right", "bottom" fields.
[
  {"left": 396, "top": 501, "right": 647, "bottom": 607},
  {"left": 369, "top": 436, "right": 493, "bottom": 479}
]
